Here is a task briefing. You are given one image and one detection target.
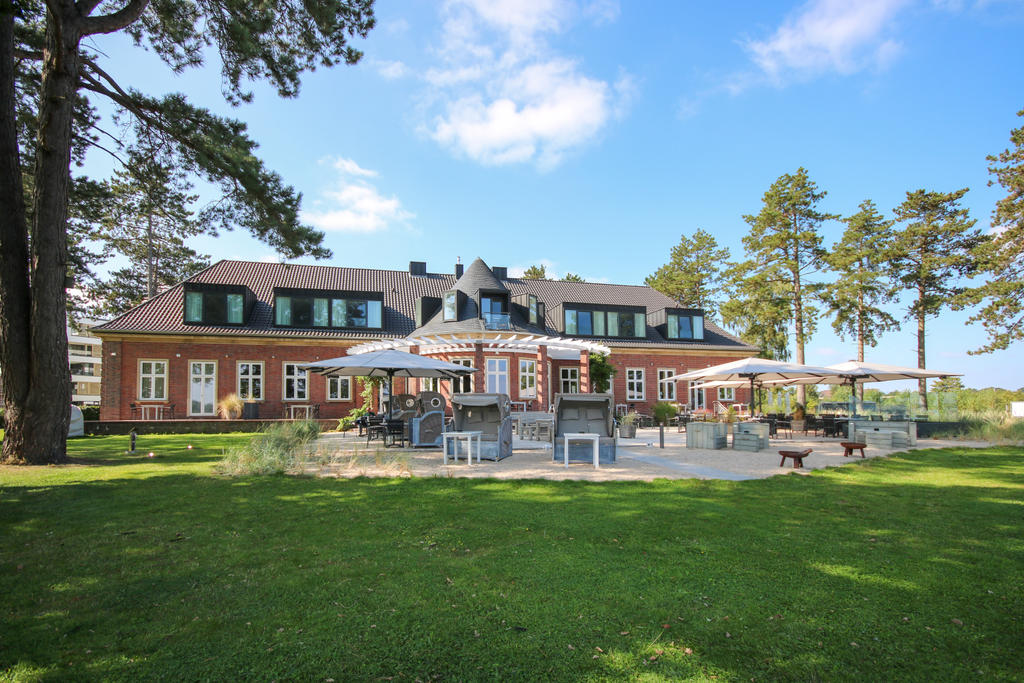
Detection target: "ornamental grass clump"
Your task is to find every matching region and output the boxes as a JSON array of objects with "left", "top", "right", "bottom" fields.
[
  {"left": 217, "top": 393, "right": 244, "bottom": 419},
  {"left": 960, "top": 411, "right": 1024, "bottom": 443},
  {"left": 217, "top": 420, "right": 321, "bottom": 475}
]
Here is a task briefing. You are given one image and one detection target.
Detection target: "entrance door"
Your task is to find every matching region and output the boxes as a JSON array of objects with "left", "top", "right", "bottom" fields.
[
  {"left": 486, "top": 357, "right": 509, "bottom": 394},
  {"left": 189, "top": 361, "right": 217, "bottom": 416},
  {"left": 689, "top": 380, "right": 705, "bottom": 411}
]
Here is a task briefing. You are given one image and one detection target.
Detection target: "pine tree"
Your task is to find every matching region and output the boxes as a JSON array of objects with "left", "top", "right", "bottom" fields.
[
  {"left": 822, "top": 200, "right": 899, "bottom": 377},
  {"left": 956, "top": 108, "right": 1024, "bottom": 353},
  {"left": 561, "top": 273, "right": 585, "bottom": 282},
  {"left": 88, "top": 142, "right": 210, "bottom": 314},
  {"left": 890, "top": 188, "right": 982, "bottom": 410},
  {"left": 0, "top": 0, "right": 375, "bottom": 464},
  {"left": 645, "top": 229, "right": 729, "bottom": 319},
  {"left": 521, "top": 264, "right": 548, "bottom": 280},
  {"left": 725, "top": 168, "right": 837, "bottom": 406}
]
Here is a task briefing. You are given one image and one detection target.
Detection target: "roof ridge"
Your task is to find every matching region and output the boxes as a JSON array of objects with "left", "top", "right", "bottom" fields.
[{"left": 218, "top": 259, "right": 456, "bottom": 277}]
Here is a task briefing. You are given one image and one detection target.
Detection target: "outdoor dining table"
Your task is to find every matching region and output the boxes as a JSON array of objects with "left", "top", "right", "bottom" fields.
[
  {"left": 563, "top": 433, "right": 601, "bottom": 469},
  {"left": 288, "top": 404, "right": 314, "bottom": 419},
  {"left": 442, "top": 431, "right": 482, "bottom": 465},
  {"left": 139, "top": 404, "right": 166, "bottom": 420}
]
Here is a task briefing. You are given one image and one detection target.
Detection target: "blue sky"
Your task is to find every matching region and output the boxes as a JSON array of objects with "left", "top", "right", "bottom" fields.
[{"left": 84, "top": 0, "right": 1024, "bottom": 390}]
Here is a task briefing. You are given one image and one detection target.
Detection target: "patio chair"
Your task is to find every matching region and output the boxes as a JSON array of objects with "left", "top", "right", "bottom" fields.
[
  {"left": 449, "top": 394, "right": 513, "bottom": 460},
  {"left": 552, "top": 393, "right": 616, "bottom": 465},
  {"left": 383, "top": 418, "right": 406, "bottom": 448},
  {"left": 365, "top": 414, "right": 386, "bottom": 444}
]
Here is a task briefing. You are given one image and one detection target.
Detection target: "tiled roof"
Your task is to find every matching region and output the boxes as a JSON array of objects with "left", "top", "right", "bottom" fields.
[{"left": 93, "top": 259, "right": 756, "bottom": 352}]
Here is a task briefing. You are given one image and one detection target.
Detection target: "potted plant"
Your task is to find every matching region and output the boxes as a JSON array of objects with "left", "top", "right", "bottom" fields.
[
  {"left": 618, "top": 411, "right": 639, "bottom": 438},
  {"left": 791, "top": 404, "right": 806, "bottom": 434},
  {"left": 217, "top": 393, "right": 244, "bottom": 419},
  {"left": 652, "top": 401, "right": 678, "bottom": 427}
]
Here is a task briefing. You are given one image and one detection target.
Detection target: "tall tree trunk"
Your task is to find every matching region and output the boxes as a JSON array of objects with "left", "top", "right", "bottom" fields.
[
  {"left": 792, "top": 235, "right": 806, "bottom": 408},
  {"left": 917, "top": 283, "right": 928, "bottom": 412},
  {"left": 856, "top": 290, "right": 865, "bottom": 402},
  {"left": 11, "top": 5, "right": 81, "bottom": 464},
  {"left": 146, "top": 212, "right": 155, "bottom": 298},
  {"left": 0, "top": 1, "right": 33, "bottom": 463}
]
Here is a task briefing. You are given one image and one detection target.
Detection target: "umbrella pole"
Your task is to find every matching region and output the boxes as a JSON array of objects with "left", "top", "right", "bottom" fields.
[
  {"left": 749, "top": 377, "right": 755, "bottom": 417},
  {"left": 849, "top": 378, "right": 857, "bottom": 418}
]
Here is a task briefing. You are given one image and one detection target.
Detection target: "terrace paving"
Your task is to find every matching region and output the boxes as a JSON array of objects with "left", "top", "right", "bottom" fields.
[{"left": 309, "top": 428, "right": 987, "bottom": 481}]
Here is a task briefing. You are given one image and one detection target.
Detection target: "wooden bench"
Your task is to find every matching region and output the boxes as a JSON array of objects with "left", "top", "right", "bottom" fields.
[
  {"left": 778, "top": 448, "right": 812, "bottom": 468},
  {"left": 840, "top": 441, "right": 867, "bottom": 458}
]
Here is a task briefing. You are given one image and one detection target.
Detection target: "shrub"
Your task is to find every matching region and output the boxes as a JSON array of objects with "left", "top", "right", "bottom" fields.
[
  {"left": 217, "top": 394, "right": 244, "bottom": 419},
  {"left": 80, "top": 405, "right": 100, "bottom": 421},
  {"left": 217, "top": 420, "right": 322, "bottom": 475},
  {"left": 619, "top": 411, "right": 638, "bottom": 427},
  {"left": 652, "top": 401, "right": 678, "bottom": 426}
]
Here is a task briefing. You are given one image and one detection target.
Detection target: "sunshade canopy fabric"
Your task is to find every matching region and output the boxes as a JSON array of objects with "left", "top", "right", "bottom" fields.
[
  {"left": 300, "top": 349, "right": 477, "bottom": 379},
  {"left": 669, "top": 357, "right": 837, "bottom": 382},
  {"left": 761, "top": 360, "right": 961, "bottom": 386}
]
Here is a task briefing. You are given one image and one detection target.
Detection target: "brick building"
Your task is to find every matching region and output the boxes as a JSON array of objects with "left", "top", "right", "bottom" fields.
[{"left": 93, "top": 257, "right": 757, "bottom": 421}]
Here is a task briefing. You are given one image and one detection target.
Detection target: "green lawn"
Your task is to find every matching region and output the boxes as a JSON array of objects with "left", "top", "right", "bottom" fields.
[{"left": 1, "top": 435, "right": 1022, "bottom": 681}]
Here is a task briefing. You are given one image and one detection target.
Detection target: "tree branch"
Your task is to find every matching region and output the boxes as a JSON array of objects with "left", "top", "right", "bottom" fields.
[{"left": 80, "top": 0, "right": 149, "bottom": 36}]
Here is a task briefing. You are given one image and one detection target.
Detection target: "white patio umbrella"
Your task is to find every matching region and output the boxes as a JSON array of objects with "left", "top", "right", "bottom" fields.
[
  {"left": 666, "top": 357, "right": 836, "bottom": 415},
  {"left": 761, "top": 360, "right": 961, "bottom": 416},
  {"left": 301, "top": 349, "right": 477, "bottom": 414}
]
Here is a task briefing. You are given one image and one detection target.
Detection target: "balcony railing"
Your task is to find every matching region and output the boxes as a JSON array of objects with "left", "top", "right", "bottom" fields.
[{"left": 483, "top": 312, "right": 511, "bottom": 330}]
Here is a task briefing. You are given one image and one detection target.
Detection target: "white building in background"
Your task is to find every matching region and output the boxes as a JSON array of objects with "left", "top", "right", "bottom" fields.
[{"left": 69, "top": 318, "right": 106, "bottom": 405}]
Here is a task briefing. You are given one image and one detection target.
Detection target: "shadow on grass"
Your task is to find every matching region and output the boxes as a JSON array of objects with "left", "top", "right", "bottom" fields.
[{"left": 1, "top": 443, "right": 1021, "bottom": 680}]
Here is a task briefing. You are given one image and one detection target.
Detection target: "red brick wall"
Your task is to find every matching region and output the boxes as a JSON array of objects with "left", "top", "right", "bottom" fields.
[
  {"left": 606, "top": 351, "right": 752, "bottom": 414},
  {"left": 100, "top": 337, "right": 753, "bottom": 420},
  {"left": 102, "top": 340, "right": 366, "bottom": 421}
]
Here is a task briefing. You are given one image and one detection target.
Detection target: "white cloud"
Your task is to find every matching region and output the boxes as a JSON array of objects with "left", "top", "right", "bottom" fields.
[
  {"left": 385, "top": 17, "right": 410, "bottom": 34},
  {"left": 301, "top": 158, "right": 413, "bottom": 234},
  {"left": 743, "top": 0, "right": 910, "bottom": 85},
  {"left": 583, "top": 0, "right": 620, "bottom": 25},
  {"left": 423, "top": 0, "right": 631, "bottom": 169},
  {"left": 331, "top": 157, "right": 378, "bottom": 178},
  {"left": 373, "top": 60, "right": 409, "bottom": 80}
]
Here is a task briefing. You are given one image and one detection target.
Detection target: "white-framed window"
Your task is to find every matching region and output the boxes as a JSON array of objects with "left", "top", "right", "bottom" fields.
[
  {"left": 443, "top": 291, "right": 457, "bottom": 320},
  {"left": 282, "top": 362, "right": 308, "bottom": 401},
  {"left": 189, "top": 361, "right": 217, "bottom": 416},
  {"left": 422, "top": 377, "right": 440, "bottom": 393},
  {"left": 560, "top": 367, "right": 579, "bottom": 394},
  {"left": 237, "top": 361, "right": 263, "bottom": 401},
  {"left": 452, "top": 358, "right": 473, "bottom": 393},
  {"left": 658, "top": 369, "right": 676, "bottom": 401},
  {"left": 138, "top": 360, "right": 168, "bottom": 400},
  {"left": 519, "top": 359, "right": 537, "bottom": 398},
  {"left": 486, "top": 357, "right": 509, "bottom": 394},
  {"left": 626, "top": 368, "right": 645, "bottom": 401},
  {"left": 327, "top": 376, "right": 351, "bottom": 401},
  {"left": 718, "top": 386, "right": 735, "bottom": 401}
]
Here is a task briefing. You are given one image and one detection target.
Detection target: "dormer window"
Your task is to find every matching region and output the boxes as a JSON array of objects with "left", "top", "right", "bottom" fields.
[
  {"left": 666, "top": 312, "right": 705, "bottom": 340},
  {"left": 481, "top": 294, "right": 510, "bottom": 330},
  {"left": 443, "top": 291, "right": 457, "bottom": 321},
  {"left": 183, "top": 286, "right": 246, "bottom": 325},
  {"left": 528, "top": 295, "right": 538, "bottom": 325},
  {"left": 564, "top": 307, "right": 645, "bottom": 338},
  {"left": 274, "top": 289, "right": 382, "bottom": 329}
]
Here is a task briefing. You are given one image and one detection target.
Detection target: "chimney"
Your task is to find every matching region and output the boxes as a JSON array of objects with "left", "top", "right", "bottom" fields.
[
  {"left": 409, "top": 261, "right": 427, "bottom": 276},
  {"left": 492, "top": 266, "right": 507, "bottom": 280},
  {"left": 455, "top": 257, "right": 464, "bottom": 279}
]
